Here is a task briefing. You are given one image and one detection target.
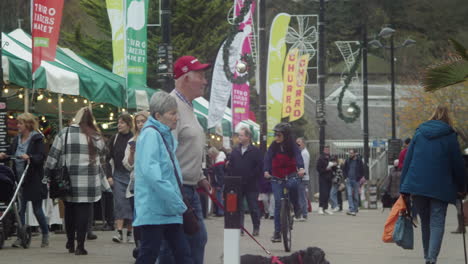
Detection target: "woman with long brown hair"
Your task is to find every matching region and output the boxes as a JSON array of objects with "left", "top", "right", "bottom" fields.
[
  {"left": 400, "top": 105, "right": 465, "bottom": 264},
  {"left": 45, "top": 107, "right": 107, "bottom": 255}
]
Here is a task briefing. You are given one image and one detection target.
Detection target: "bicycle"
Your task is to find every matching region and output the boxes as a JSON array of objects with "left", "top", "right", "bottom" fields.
[{"left": 270, "top": 174, "right": 299, "bottom": 252}]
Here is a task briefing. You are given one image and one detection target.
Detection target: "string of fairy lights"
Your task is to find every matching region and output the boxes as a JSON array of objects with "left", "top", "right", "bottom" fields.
[
  {"left": 3, "top": 85, "right": 260, "bottom": 144},
  {"left": 2, "top": 85, "right": 122, "bottom": 130}
]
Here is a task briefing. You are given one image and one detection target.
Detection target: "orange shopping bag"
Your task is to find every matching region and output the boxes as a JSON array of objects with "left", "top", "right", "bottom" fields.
[{"left": 382, "top": 195, "right": 407, "bottom": 242}]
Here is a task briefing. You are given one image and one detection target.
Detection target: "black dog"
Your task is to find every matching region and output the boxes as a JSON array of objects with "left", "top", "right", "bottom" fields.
[{"left": 241, "top": 247, "right": 330, "bottom": 264}]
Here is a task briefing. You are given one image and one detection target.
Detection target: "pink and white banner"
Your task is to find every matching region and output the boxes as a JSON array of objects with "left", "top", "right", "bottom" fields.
[{"left": 232, "top": 0, "right": 255, "bottom": 129}]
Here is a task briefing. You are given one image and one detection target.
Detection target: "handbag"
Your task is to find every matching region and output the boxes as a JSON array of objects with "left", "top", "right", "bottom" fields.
[
  {"left": 381, "top": 192, "right": 393, "bottom": 208},
  {"left": 393, "top": 213, "right": 414, "bottom": 249},
  {"left": 48, "top": 128, "right": 71, "bottom": 199},
  {"left": 145, "top": 125, "right": 200, "bottom": 235}
]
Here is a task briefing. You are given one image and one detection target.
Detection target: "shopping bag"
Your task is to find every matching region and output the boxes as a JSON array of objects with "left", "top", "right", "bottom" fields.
[
  {"left": 393, "top": 214, "right": 414, "bottom": 249},
  {"left": 382, "top": 195, "right": 407, "bottom": 242}
]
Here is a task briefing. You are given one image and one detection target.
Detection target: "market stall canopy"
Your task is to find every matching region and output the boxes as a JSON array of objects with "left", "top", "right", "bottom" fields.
[{"left": 1, "top": 29, "right": 155, "bottom": 109}]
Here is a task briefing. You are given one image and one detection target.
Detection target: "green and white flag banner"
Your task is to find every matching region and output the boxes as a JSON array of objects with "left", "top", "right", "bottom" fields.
[{"left": 126, "top": 0, "right": 148, "bottom": 88}]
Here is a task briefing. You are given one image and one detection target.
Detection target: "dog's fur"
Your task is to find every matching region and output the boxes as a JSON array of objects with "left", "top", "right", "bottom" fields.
[{"left": 240, "top": 247, "right": 329, "bottom": 264}]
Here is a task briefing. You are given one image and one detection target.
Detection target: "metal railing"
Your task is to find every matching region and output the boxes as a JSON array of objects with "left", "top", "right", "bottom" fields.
[{"left": 304, "top": 139, "right": 389, "bottom": 196}]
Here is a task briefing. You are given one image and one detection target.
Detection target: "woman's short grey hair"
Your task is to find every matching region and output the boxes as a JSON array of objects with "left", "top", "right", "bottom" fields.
[
  {"left": 149, "top": 91, "right": 178, "bottom": 117},
  {"left": 208, "top": 146, "right": 219, "bottom": 157}
]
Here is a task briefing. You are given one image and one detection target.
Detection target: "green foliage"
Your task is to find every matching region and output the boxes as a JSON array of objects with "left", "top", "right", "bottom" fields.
[
  {"left": 423, "top": 39, "right": 468, "bottom": 92},
  {"left": 60, "top": 0, "right": 113, "bottom": 70},
  {"left": 0, "top": 0, "right": 30, "bottom": 33}
]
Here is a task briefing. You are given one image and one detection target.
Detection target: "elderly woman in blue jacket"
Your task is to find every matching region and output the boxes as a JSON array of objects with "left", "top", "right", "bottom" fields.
[
  {"left": 134, "top": 91, "right": 192, "bottom": 264},
  {"left": 400, "top": 106, "right": 465, "bottom": 264}
]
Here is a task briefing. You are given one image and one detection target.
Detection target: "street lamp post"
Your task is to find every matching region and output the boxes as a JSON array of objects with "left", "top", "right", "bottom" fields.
[
  {"left": 369, "top": 27, "right": 415, "bottom": 140},
  {"left": 317, "top": 0, "right": 327, "bottom": 154}
]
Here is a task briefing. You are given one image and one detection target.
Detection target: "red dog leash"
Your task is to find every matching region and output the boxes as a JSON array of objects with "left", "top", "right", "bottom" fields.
[
  {"left": 200, "top": 188, "right": 305, "bottom": 264},
  {"left": 200, "top": 188, "right": 272, "bottom": 255}
]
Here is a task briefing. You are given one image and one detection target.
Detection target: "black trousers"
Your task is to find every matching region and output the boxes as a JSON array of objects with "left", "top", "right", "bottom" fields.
[
  {"left": 102, "top": 192, "right": 115, "bottom": 226},
  {"left": 239, "top": 191, "right": 261, "bottom": 230},
  {"left": 64, "top": 202, "right": 91, "bottom": 249},
  {"left": 337, "top": 190, "right": 343, "bottom": 209},
  {"left": 319, "top": 178, "right": 332, "bottom": 210}
]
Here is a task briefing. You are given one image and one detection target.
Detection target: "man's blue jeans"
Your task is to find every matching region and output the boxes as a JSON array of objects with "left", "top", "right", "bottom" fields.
[
  {"left": 297, "top": 180, "right": 308, "bottom": 218},
  {"left": 346, "top": 179, "right": 360, "bottom": 213},
  {"left": 329, "top": 184, "right": 339, "bottom": 209},
  {"left": 413, "top": 196, "right": 448, "bottom": 263},
  {"left": 215, "top": 187, "right": 224, "bottom": 216},
  {"left": 158, "top": 186, "right": 207, "bottom": 264},
  {"left": 137, "top": 224, "right": 192, "bottom": 264},
  {"left": 271, "top": 177, "right": 299, "bottom": 233}
]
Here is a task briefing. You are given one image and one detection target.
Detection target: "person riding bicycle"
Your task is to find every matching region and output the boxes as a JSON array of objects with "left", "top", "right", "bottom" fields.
[{"left": 263, "top": 122, "right": 305, "bottom": 243}]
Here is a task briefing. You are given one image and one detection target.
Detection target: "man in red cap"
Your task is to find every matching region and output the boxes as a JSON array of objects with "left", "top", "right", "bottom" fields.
[{"left": 158, "top": 56, "right": 211, "bottom": 264}]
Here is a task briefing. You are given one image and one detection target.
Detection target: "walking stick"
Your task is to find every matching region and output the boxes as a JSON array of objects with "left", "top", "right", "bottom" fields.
[{"left": 460, "top": 199, "right": 467, "bottom": 264}]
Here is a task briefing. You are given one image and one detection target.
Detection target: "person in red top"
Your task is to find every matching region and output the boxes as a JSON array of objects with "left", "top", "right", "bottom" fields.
[
  {"left": 263, "top": 123, "right": 305, "bottom": 243},
  {"left": 398, "top": 138, "right": 411, "bottom": 170}
]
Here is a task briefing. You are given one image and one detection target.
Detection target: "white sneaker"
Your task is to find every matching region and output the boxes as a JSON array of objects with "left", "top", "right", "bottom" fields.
[
  {"left": 324, "top": 209, "right": 334, "bottom": 215},
  {"left": 318, "top": 208, "right": 325, "bottom": 215},
  {"left": 332, "top": 207, "right": 340, "bottom": 212},
  {"left": 293, "top": 216, "right": 307, "bottom": 222},
  {"left": 127, "top": 235, "right": 134, "bottom": 244}
]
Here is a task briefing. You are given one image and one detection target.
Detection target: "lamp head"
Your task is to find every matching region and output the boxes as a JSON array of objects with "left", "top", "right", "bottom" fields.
[
  {"left": 402, "top": 38, "right": 416, "bottom": 47},
  {"left": 379, "top": 27, "right": 395, "bottom": 39},
  {"left": 368, "top": 39, "right": 383, "bottom": 48}
]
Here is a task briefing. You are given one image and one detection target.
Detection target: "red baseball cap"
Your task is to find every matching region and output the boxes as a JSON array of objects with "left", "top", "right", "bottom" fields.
[{"left": 173, "top": 56, "right": 211, "bottom": 79}]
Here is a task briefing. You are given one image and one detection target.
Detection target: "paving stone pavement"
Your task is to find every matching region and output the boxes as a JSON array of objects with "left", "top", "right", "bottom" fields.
[{"left": 0, "top": 203, "right": 465, "bottom": 264}]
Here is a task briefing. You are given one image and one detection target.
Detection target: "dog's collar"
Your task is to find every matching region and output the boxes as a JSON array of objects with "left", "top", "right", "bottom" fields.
[
  {"left": 270, "top": 252, "right": 303, "bottom": 264},
  {"left": 298, "top": 250, "right": 304, "bottom": 264},
  {"left": 271, "top": 256, "right": 284, "bottom": 264}
]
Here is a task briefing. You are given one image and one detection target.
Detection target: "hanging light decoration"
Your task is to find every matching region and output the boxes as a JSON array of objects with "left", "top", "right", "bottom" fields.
[
  {"left": 37, "top": 94, "right": 44, "bottom": 101},
  {"left": 47, "top": 98, "right": 52, "bottom": 103},
  {"left": 60, "top": 98, "right": 64, "bottom": 103},
  {"left": 100, "top": 104, "right": 104, "bottom": 108},
  {"left": 74, "top": 98, "right": 78, "bottom": 103},
  {"left": 83, "top": 99, "right": 88, "bottom": 104},
  {"left": 18, "top": 94, "right": 23, "bottom": 99}
]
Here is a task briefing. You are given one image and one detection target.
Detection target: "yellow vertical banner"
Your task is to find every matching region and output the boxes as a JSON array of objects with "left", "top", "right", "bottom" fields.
[
  {"left": 266, "top": 13, "right": 291, "bottom": 145},
  {"left": 282, "top": 48, "right": 299, "bottom": 118},
  {"left": 106, "top": 0, "right": 125, "bottom": 76},
  {"left": 290, "top": 54, "right": 309, "bottom": 122}
]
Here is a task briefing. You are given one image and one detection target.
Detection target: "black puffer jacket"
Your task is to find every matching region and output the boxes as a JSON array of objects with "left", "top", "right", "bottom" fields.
[{"left": 6, "top": 133, "right": 47, "bottom": 201}]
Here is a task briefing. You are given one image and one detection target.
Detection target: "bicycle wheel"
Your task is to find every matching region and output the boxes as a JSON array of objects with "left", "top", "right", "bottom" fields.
[{"left": 280, "top": 199, "right": 292, "bottom": 252}]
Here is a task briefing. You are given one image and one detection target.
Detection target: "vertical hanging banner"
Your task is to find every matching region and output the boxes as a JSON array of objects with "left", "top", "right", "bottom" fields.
[
  {"left": 32, "top": 0, "right": 64, "bottom": 74},
  {"left": 266, "top": 13, "right": 291, "bottom": 145},
  {"left": 289, "top": 54, "right": 309, "bottom": 122},
  {"left": 282, "top": 48, "right": 299, "bottom": 118},
  {"left": 232, "top": 0, "right": 255, "bottom": 130},
  {"left": 106, "top": 0, "right": 125, "bottom": 76},
  {"left": 208, "top": 36, "right": 242, "bottom": 129},
  {"left": 126, "top": 0, "right": 148, "bottom": 88}
]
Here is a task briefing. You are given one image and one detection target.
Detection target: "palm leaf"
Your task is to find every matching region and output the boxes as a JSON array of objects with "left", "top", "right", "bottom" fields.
[
  {"left": 423, "top": 61, "right": 468, "bottom": 92},
  {"left": 423, "top": 39, "right": 468, "bottom": 92},
  {"left": 449, "top": 38, "right": 468, "bottom": 61}
]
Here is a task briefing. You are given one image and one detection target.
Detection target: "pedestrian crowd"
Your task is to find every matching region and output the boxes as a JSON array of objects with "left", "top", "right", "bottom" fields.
[{"left": 0, "top": 54, "right": 466, "bottom": 264}]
